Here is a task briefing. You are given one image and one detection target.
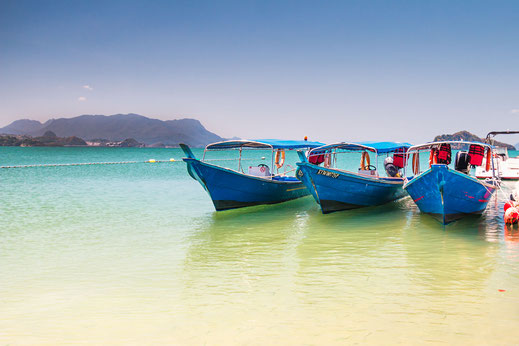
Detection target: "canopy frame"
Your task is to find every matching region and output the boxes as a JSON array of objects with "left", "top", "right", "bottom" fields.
[
  {"left": 202, "top": 139, "right": 324, "bottom": 176},
  {"left": 404, "top": 140, "right": 497, "bottom": 179},
  {"left": 307, "top": 141, "right": 412, "bottom": 174}
]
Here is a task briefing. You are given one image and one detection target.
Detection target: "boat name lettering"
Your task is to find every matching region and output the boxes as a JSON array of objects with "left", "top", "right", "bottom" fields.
[{"left": 317, "top": 170, "right": 339, "bottom": 178}]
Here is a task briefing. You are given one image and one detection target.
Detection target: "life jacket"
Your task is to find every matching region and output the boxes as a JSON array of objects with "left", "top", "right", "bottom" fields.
[
  {"left": 308, "top": 150, "right": 325, "bottom": 165},
  {"left": 468, "top": 144, "right": 485, "bottom": 166},
  {"left": 436, "top": 143, "right": 451, "bottom": 164},
  {"left": 392, "top": 147, "right": 407, "bottom": 168}
]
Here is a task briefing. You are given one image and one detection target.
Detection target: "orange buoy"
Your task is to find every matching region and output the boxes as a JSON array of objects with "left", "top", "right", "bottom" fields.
[
  {"left": 504, "top": 201, "right": 515, "bottom": 212},
  {"left": 412, "top": 153, "right": 420, "bottom": 175},
  {"left": 504, "top": 207, "right": 519, "bottom": 224},
  {"left": 485, "top": 147, "right": 492, "bottom": 172},
  {"left": 360, "top": 151, "right": 371, "bottom": 170},
  {"left": 275, "top": 149, "right": 285, "bottom": 169},
  {"left": 428, "top": 149, "right": 437, "bottom": 167}
]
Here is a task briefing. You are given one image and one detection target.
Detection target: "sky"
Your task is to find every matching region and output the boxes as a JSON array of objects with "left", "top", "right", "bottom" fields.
[{"left": 1, "top": 0, "right": 518, "bottom": 144}]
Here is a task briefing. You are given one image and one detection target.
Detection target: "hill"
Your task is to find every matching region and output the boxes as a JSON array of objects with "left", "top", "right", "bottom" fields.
[
  {"left": 0, "top": 132, "right": 87, "bottom": 147},
  {"left": 1, "top": 119, "right": 50, "bottom": 135},
  {"left": 433, "top": 131, "right": 515, "bottom": 150},
  {"left": 0, "top": 113, "right": 224, "bottom": 147}
]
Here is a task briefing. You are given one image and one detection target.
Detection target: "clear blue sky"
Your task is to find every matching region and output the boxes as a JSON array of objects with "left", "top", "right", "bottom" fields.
[{"left": 1, "top": 0, "right": 518, "bottom": 144}]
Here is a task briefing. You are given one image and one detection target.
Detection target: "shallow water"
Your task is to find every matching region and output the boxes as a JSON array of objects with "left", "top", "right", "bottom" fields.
[{"left": 1, "top": 147, "right": 518, "bottom": 345}]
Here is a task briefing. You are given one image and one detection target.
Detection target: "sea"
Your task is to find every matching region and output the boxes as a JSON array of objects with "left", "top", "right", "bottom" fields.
[{"left": 1, "top": 147, "right": 518, "bottom": 345}]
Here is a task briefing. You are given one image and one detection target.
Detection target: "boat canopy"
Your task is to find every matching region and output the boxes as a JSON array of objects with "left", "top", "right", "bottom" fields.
[
  {"left": 206, "top": 139, "right": 325, "bottom": 150},
  {"left": 408, "top": 141, "right": 491, "bottom": 152},
  {"left": 486, "top": 131, "right": 519, "bottom": 141},
  {"left": 310, "top": 141, "right": 412, "bottom": 154}
]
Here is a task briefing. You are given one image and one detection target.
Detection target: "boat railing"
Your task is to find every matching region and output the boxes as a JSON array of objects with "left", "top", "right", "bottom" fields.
[
  {"left": 307, "top": 149, "right": 420, "bottom": 178},
  {"left": 307, "top": 149, "right": 381, "bottom": 172},
  {"left": 200, "top": 147, "right": 311, "bottom": 179},
  {"left": 404, "top": 141, "right": 498, "bottom": 180}
]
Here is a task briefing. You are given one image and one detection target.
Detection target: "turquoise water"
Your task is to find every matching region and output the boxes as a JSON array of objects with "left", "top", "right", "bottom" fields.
[{"left": 1, "top": 147, "right": 519, "bottom": 345}]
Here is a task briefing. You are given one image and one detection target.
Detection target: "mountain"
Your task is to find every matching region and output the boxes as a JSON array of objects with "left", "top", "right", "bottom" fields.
[
  {"left": 434, "top": 130, "right": 515, "bottom": 150},
  {"left": 0, "top": 119, "right": 47, "bottom": 135},
  {"left": 0, "top": 113, "right": 224, "bottom": 147}
]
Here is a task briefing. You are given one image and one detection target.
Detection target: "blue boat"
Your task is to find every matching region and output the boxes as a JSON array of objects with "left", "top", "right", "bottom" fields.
[
  {"left": 403, "top": 141, "right": 499, "bottom": 224},
  {"left": 180, "top": 139, "right": 324, "bottom": 211},
  {"left": 296, "top": 141, "right": 412, "bottom": 214}
]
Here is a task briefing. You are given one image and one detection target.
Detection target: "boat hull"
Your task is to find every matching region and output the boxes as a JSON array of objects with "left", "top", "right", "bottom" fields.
[
  {"left": 183, "top": 158, "right": 310, "bottom": 211},
  {"left": 404, "top": 164, "right": 496, "bottom": 224},
  {"left": 296, "top": 162, "right": 407, "bottom": 214}
]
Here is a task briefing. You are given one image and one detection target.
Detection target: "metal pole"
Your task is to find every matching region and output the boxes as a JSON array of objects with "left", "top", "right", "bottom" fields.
[{"left": 238, "top": 147, "right": 242, "bottom": 172}]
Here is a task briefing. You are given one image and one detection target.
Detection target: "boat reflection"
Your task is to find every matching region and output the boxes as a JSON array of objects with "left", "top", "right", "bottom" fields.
[
  {"left": 177, "top": 194, "right": 512, "bottom": 343},
  {"left": 402, "top": 210, "right": 499, "bottom": 296},
  {"left": 504, "top": 224, "right": 519, "bottom": 242}
]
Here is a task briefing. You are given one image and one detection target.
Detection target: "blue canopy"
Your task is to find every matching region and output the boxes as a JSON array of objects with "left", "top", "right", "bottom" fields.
[
  {"left": 206, "top": 139, "right": 325, "bottom": 150},
  {"left": 408, "top": 141, "right": 491, "bottom": 152},
  {"left": 310, "top": 141, "right": 412, "bottom": 154}
]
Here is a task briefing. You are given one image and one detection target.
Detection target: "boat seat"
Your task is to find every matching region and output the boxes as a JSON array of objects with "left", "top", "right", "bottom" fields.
[
  {"left": 248, "top": 165, "right": 271, "bottom": 177},
  {"left": 358, "top": 168, "right": 378, "bottom": 177}
]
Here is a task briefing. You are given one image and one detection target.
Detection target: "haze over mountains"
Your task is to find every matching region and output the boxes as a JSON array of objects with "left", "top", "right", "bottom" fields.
[
  {"left": 2, "top": 114, "right": 517, "bottom": 150},
  {"left": 0, "top": 114, "right": 224, "bottom": 147}
]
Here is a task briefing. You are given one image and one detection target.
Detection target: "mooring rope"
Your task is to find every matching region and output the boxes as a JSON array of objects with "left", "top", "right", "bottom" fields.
[
  {"left": 496, "top": 179, "right": 519, "bottom": 202},
  {"left": 0, "top": 157, "right": 265, "bottom": 169},
  {"left": 0, "top": 159, "right": 177, "bottom": 169}
]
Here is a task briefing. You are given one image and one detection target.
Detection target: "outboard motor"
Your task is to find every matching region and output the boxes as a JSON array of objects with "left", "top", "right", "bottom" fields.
[
  {"left": 455, "top": 151, "right": 470, "bottom": 174},
  {"left": 384, "top": 157, "right": 399, "bottom": 177}
]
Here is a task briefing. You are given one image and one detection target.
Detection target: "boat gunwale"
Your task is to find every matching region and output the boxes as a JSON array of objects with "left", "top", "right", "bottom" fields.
[{"left": 403, "top": 164, "right": 497, "bottom": 190}]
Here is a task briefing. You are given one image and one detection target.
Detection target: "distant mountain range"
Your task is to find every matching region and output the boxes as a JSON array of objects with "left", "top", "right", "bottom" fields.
[
  {"left": 433, "top": 130, "right": 516, "bottom": 150},
  {"left": 0, "top": 113, "right": 224, "bottom": 147}
]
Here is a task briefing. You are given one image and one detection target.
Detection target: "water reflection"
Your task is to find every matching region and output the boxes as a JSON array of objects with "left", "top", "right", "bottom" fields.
[
  {"left": 179, "top": 191, "right": 516, "bottom": 343},
  {"left": 504, "top": 225, "right": 519, "bottom": 242},
  {"left": 181, "top": 196, "right": 315, "bottom": 298},
  {"left": 404, "top": 213, "right": 497, "bottom": 284}
]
